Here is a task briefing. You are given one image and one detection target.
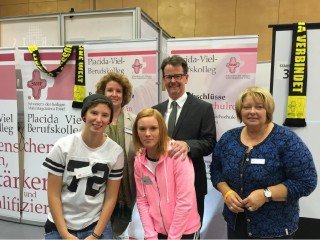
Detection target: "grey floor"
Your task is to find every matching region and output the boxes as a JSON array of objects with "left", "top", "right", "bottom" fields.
[{"left": 0, "top": 219, "right": 44, "bottom": 239}]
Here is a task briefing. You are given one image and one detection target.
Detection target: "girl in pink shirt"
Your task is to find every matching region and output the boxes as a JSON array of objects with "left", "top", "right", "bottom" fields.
[{"left": 132, "top": 108, "right": 200, "bottom": 240}]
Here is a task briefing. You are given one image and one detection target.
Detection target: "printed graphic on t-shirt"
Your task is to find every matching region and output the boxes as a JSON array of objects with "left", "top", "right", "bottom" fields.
[{"left": 66, "top": 159, "right": 109, "bottom": 197}]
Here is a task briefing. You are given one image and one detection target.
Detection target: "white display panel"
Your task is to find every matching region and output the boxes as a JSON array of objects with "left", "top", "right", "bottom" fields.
[
  {"left": 0, "top": 17, "right": 60, "bottom": 47},
  {"left": 141, "top": 17, "right": 159, "bottom": 39},
  {"left": 256, "top": 61, "right": 271, "bottom": 90},
  {"left": 64, "top": 12, "right": 135, "bottom": 42}
]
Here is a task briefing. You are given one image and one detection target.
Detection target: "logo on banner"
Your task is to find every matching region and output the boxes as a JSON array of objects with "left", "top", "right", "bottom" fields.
[
  {"left": 226, "top": 57, "right": 240, "bottom": 73},
  {"left": 27, "top": 69, "right": 47, "bottom": 99},
  {"left": 132, "top": 59, "right": 143, "bottom": 74}
]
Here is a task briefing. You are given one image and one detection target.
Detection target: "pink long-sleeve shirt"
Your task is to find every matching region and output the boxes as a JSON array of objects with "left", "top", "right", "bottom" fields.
[{"left": 134, "top": 148, "right": 201, "bottom": 240}]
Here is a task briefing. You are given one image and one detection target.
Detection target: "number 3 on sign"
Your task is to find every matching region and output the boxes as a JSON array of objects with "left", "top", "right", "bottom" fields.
[{"left": 283, "top": 68, "right": 290, "bottom": 79}]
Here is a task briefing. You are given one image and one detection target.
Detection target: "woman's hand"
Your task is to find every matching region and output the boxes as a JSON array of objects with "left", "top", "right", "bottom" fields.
[
  {"left": 63, "top": 232, "right": 79, "bottom": 239},
  {"left": 85, "top": 234, "right": 96, "bottom": 240},
  {"left": 224, "top": 190, "right": 245, "bottom": 213},
  {"left": 242, "top": 189, "right": 267, "bottom": 212}
]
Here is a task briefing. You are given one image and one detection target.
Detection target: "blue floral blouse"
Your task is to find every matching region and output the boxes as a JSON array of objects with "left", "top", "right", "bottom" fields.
[{"left": 210, "top": 123, "right": 317, "bottom": 238}]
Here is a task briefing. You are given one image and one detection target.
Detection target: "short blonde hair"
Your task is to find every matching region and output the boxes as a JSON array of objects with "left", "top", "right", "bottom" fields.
[
  {"left": 95, "top": 72, "right": 132, "bottom": 107},
  {"left": 132, "top": 108, "right": 170, "bottom": 156},
  {"left": 235, "top": 86, "right": 275, "bottom": 123}
]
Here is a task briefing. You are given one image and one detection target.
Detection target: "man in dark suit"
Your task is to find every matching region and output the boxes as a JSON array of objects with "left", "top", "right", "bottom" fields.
[{"left": 153, "top": 55, "right": 216, "bottom": 225}]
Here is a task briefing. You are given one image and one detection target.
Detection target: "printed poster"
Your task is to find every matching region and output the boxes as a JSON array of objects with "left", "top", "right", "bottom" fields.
[
  {"left": 85, "top": 39, "right": 159, "bottom": 114},
  {"left": 17, "top": 47, "right": 82, "bottom": 223},
  {"left": 129, "top": 36, "right": 258, "bottom": 239},
  {"left": 0, "top": 49, "right": 20, "bottom": 220},
  {"left": 167, "top": 36, "right": 258, "bottom": 139},
  {"left": 166, "top": 36, "right": 258, "bottom": 182}
]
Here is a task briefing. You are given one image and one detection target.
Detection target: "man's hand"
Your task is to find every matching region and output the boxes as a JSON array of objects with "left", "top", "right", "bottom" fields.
[{"left": 168, "top": 140, "right": 189, "bottom": 159}]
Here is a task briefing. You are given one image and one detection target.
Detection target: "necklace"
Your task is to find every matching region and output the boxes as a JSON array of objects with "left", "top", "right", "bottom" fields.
[
  {"left": 243, "top": 123, "right": 271, "bottom": 147},
  {"left": 146, "top": 151, "right": 159, "bottom": 162}
]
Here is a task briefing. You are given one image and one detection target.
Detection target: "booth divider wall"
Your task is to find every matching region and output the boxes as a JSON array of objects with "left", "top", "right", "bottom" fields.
[{"left": 269, "top": 23, "right": 320, "bottom": 238}]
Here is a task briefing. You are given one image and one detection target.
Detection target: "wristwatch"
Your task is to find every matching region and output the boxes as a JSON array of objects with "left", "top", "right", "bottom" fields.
[{"left": 264, "top": 187, "right": 272, "bottom": 201}]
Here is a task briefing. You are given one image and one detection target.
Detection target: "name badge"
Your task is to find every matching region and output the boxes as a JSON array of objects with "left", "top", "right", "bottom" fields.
[
  {"left": 124, "top": 128, "right": 133, "bottom": 135},
  {"left": 250, "top": 158, "right": 265, "bottom": 165},
  {"left": 142, "top": 176, "right": 152, "bottom": 185},
  {"left": 75, "top": 166, "right": 93, "bottom": 179}
]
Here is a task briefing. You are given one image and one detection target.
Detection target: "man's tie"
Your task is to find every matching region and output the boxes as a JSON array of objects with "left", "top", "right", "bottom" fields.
[{"left": 168, "top": 101, "right": 177, "bottom": 137}]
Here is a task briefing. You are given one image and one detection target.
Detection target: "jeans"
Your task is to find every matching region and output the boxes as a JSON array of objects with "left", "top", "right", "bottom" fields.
[{"left": 44, "top": 221, "right": 112, "bottom": 239}]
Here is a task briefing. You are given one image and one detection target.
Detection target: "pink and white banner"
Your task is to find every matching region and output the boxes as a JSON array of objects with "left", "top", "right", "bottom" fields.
[
  {"left": 128, "top": 36, "right": 258, "bottom": 239},
  {"left": 15, "top": 41, "right": 158, "bottom": 224},
  {"left": 167, "top": 36, "right": 258, "bottom": 139},
  {"left": 85, "top": 39, "right": 159, "bottom": 114},
  {"left": 0, "top": 49, "right": 20, "bottom": 220},
  {"left": 166, "top": 36, "right": 258, "bottom": 239},
  {"left": 17, "top": 47, "right": 82, "bottom": 223}
]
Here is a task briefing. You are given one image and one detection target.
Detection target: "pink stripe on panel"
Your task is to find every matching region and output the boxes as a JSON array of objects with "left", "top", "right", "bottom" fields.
[
  {"left": 0, "top": 53, "right": 15, "bottom": 61},
  {"left": 24, "top": 52, "right": 76, "bottom": 61},
  {"left": 0, "top": 66, "right": 17, "bottom": 100},
  {"left": 238, "top": 54, "right": 258, "bottom": 73},
  {"left": 141, "top": 56, "right": 157, "bottom": 74},
  {"left": 171, "top": 48, "right": 257, "bottom": 54},
  {"left": 88, "top": 50, "right": 157, "bottom": 57}
]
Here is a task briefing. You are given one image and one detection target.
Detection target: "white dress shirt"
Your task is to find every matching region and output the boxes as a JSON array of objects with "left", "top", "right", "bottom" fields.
[{"left": 165, "top": 92, "right": 188, "bottom": 127}]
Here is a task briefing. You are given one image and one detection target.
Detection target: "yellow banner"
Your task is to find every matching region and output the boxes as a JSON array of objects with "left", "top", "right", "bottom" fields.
[
  {"left": 73, "top": 85, "right": 86, "bottom": 103},
  {"left": 286, "top": 96, "right": 306, "bottom": 119}
]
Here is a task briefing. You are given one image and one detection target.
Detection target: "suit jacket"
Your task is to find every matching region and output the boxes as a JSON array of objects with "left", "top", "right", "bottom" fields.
[{"left": 153, "top": 92, "right": 216, "bottom": 196}]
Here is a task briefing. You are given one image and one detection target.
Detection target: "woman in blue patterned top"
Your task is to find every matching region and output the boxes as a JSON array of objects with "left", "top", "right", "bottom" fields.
[{"left": 210, "top": 86, "right": 317, "bottom": 239}]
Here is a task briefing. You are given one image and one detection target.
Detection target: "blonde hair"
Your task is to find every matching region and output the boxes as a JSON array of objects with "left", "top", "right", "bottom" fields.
[
  {"left": 132, "top": 108, "right": 170, "bottom": 156},
  {"left": 235, "top": 86, "right": 275, "bottom": 123},
  {"left": 95, "top": 72, "right": 132, "bottom": 107}
]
